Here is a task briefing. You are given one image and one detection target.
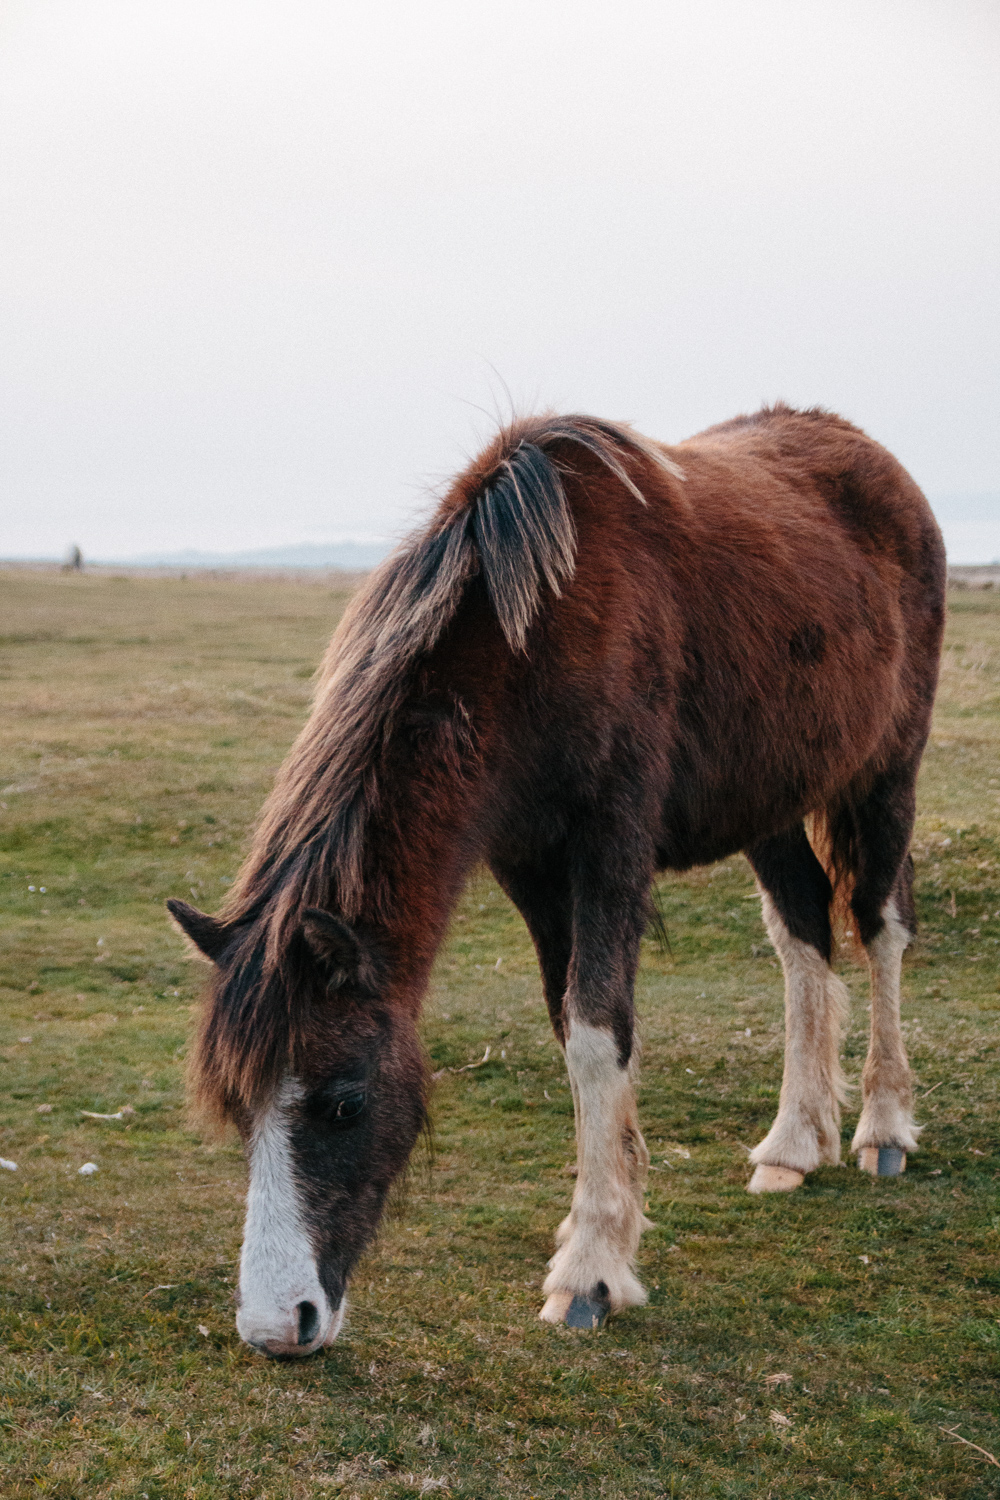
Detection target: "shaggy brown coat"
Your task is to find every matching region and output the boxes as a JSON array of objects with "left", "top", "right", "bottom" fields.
[{"left": 174, "top": 402, "right": 944, "bottom": 1132}]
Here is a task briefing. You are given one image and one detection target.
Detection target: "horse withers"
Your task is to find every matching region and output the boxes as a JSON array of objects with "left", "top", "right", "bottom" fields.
[{"left": 169, "top": 405, "right": 945, "bottom": 1354}]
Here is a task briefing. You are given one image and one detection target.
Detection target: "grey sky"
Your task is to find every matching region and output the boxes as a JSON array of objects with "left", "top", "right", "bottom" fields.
[{"left": 1, "top": 0, "right": 998, "bottom": 560}]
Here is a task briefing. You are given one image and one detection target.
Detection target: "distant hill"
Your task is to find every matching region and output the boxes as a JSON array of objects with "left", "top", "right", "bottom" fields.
[
  {"left": 93, "top": 541, "right": 393, "bottom": 570},
  {"left": 5, "top": 494, "right": 997, "bottom": 570}
]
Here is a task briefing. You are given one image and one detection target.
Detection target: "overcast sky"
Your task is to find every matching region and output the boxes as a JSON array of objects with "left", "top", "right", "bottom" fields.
[{"left": 1, "top": 0, "right": 998, "bottom": 561}]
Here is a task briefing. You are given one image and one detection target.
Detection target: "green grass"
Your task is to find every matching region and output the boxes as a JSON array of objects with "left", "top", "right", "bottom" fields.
[{"left": 1, "top": 568, "right": 999, "bottom": 1498}]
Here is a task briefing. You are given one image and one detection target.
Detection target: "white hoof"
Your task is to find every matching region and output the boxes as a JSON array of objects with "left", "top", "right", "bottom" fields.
[
  {"left": 539, "top": 1291, "right": 575, "bottom": 1324},
  {"left": 747, "top": 1164, "right": 805, "bottom": 1194}
]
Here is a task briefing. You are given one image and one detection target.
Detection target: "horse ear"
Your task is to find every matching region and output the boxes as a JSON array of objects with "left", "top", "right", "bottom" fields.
[
  {"left": 167, "top": 898, "right": 232, "bottom": 962},
  {"left": 301, "top": 908, "right": 365, "bottom": 992}
]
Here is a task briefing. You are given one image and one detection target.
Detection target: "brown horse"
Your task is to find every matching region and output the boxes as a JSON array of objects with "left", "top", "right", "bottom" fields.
[{"left": 169, "top": 404, "right": 945, "bottom": 1355}]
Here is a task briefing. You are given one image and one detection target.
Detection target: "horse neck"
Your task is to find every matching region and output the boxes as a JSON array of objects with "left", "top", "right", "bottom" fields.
[{"left": 355, "top": 745, "right": 483, "bottom": 1003}]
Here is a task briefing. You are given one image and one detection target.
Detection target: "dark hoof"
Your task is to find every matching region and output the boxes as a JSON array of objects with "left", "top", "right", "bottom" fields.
[
  {"left": 540, "top": 1288, "right": 611, "bottom": 1328},
  {"left": 565, "top": 1293, "right": 610, "bottom": 1329},
  {"left": 858, "top": 1146, "right": 906, "bottom": 1177}
]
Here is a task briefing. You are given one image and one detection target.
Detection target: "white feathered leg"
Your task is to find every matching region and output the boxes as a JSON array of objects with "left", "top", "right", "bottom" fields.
[
  {"left": 540, "top": 1020, "right": 651, "bottom": 1324},
  {"left": 748, "top": 893, "right": 848, "bottom": 1192},
  {"left": 852, "top": 898, "right": 919, "bottom": 1172}
]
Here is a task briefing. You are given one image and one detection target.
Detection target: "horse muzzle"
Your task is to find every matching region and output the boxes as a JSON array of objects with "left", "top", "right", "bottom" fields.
[{"left": 236, "top": 1288, "right": 346, "bottom": 1358}]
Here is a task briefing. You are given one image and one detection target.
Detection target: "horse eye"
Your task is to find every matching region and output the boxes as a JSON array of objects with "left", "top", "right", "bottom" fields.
[{"left": 329, "top": 1091, "right": 366, "bottom": 1124}]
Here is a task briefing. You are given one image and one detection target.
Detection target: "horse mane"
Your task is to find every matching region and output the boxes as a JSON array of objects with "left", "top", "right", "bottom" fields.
[
  {"left": 222, "top": 414, "right": 681, "bottom": 940},
  {"left": 191, "top": 414, "right": 682, "bottom": 1116}
]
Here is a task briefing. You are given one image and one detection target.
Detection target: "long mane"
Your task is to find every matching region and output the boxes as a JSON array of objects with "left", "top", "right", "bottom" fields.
[
  {"left": 221, "top": 416, "right": 680, "bottom": 947},
  {"left": 191, "top": 414, "right": 682, "bottom": 1114}
]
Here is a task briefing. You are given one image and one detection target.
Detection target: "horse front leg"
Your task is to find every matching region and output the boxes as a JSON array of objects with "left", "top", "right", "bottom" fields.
[
  {"left": 540, "top": 1017, "right": 651, "bottom": 1327},
  {"left": 538, "top": 884, "right": 652, "bottom": 1328},
  {"left": 492, "top": 850, "right": 652, "bottom": 1327}
]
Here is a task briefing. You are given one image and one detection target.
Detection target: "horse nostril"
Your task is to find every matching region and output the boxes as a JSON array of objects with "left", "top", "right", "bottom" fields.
[{"left": 296, "top": 1301, "right": 321, "bottom": 1345}]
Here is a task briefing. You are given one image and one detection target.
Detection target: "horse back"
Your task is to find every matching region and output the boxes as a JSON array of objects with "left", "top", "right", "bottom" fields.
[{"left": 488, "top": 407, "right": 945, "bottom": 869}]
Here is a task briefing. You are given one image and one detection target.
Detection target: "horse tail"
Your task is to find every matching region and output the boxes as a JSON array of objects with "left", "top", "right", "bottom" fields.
[{"left": 806, "top": 804, "right": 860, "bottom": 952}]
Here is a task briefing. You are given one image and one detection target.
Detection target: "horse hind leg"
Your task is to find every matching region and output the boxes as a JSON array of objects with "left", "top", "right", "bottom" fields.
[
  {"left": 745, "top": 826, "right": 848, "bottom": 1192},
  {"left": 847, "top": 780, "right": 922, "bottom": 1174}
]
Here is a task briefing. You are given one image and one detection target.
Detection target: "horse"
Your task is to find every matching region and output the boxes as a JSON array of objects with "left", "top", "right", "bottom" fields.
[{"left": 168, "top": 404, "right": 945, "bottom": 1356}]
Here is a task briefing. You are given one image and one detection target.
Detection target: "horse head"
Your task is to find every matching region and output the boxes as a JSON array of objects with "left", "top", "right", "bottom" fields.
[{"left": 169, "top": 898, "right": 426, "bottom": 1357}]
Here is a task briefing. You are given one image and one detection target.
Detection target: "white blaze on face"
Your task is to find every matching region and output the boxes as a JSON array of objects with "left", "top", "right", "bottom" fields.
[{"left": 236, "top": 1077, "right": 344, "bottom": 1355}]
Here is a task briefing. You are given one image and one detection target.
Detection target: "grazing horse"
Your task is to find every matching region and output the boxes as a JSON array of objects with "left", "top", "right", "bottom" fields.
[{"left": 169, "top": 404, "right": 945, "bottom": 1355}]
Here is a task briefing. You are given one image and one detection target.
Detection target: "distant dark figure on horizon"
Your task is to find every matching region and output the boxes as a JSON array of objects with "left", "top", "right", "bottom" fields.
[
  {"left": 64, "top": 544, "right": 83, "bottom": 572},
  {"left": 169, "top": 403, "right": 946, "bottom": 1358}
]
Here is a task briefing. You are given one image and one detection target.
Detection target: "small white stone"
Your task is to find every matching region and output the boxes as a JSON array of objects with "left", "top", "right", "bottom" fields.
[
  {"left": 78, "top": 1162, "right": 99, "bottom": 1176},
  {"left": 0, "top": 1158, "right": 18, "bottom": 1172}
]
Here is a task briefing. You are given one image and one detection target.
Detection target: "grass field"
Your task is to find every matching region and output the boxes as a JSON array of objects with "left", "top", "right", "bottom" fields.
[{"left": 1, "top": 568, "right": 999, "bottom": 1500}]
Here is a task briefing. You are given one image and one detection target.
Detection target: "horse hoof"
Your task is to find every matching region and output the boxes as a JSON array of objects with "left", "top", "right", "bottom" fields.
[
  {"left": 747, "top": 1164, "right": 805, "bottom": 1194},
  {"left": 539, "top": 1290, "right": 610, "bottom": 1329},
  {"left": 858, "top": 1147, "right": 906, "bottom": 1177}
]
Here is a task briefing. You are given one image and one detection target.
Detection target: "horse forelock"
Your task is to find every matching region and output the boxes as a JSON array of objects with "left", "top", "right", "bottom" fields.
[{"left": 188, "top": 923, "right": 293, "bottom": 1122}]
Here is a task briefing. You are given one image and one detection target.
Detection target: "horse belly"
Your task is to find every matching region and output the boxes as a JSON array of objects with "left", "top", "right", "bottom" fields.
[{"left": 654, "top": 635, "right": 899, "bottom": 869}]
